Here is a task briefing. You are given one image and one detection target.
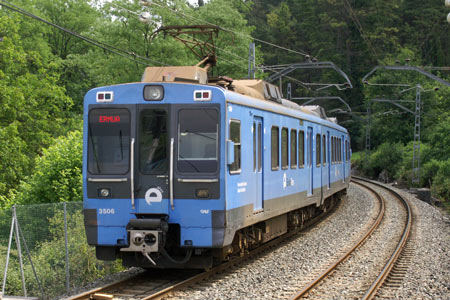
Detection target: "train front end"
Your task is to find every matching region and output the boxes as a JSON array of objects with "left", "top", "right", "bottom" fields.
[{"left": 83, "top": 67, "right": 226, "bottom": 268}]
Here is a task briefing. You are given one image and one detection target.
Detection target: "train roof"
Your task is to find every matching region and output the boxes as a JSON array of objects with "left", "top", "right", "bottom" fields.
[{"left": 140, "top": 65, "right": 346, "bottom": 131}]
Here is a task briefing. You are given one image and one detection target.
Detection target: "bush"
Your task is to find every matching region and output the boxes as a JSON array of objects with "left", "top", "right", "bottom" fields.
[
  {"left": 0, "top": 204, "right": 124, "bottom": 299},
  {"left": 366, "top": 142, "right": 404, "bottom": 181},
  {"left": 13, "top": 129, "right": 82, "bottom": 205},
  {"left": 395, "top": 141, "right": 432, "bottom": 186},
  {"left": 431, "top": 159, "right": 450, "bottom": 207}
]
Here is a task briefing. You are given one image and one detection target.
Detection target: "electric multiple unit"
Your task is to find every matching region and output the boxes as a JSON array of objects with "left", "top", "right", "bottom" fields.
[{"left": 83, "top": 65, "right": 351, "bottom": 268}]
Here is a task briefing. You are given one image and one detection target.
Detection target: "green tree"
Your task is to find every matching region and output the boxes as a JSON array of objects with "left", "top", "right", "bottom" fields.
[
  {"left": 0, "top": 16, "right": 74, "bottom": 204},
  {"left": 13, "top": 130, "right": 82, "bottom": 205}
]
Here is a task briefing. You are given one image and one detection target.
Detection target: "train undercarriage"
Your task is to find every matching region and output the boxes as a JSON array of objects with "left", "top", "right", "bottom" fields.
[{"left": 104, "top": 190, "right": 346, "bottom": 270}]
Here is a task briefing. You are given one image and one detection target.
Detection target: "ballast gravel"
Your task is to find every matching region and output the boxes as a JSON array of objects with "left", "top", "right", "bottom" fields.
[
  {"left": 65, "top": 182, "right": 449, "bottom": 300},
  {"left": 166, "top": 184, "right": 377, "bottom": 300},
  {"left": 164, "top": 183, "right": 450, "bottom": 300},
  {"left": 379, "top": 185, "right": 450, "bottom": 299}
]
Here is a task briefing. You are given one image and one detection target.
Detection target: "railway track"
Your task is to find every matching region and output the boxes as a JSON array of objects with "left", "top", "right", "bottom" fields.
[
  {"left": 289, "top": 177, "right": 413, "bottom": 300},
  {"left": 65, "top": 196, "right": 343, "bottom": 300}
]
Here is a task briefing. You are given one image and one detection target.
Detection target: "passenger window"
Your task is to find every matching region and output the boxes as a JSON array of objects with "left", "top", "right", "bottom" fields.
[
  {"left": 229, "top": 120, "right": 241, "bottom": 174},
  {"left": 282, "top": 128, "right": 288, "bottom": 169},
  {"left": 290, "top": 130, "right": 297, "bottom": 168},
  {"left": 316, "top": 134, "right": 321, "bottom": 166},
  {"left": 338, "top": 138, "right": 341, "bottom": 163},
  {"left": 298, "top": 130, "right": 304, "bottom": 168},
  {"left": 253, "top": 123, "right": 256, "bottom": 172},
  {"left": 271, "top": 126, "right": 279, "bottom": 170},
  {"left": 332, "top": 137, "right": 335, "bottom": 163}
]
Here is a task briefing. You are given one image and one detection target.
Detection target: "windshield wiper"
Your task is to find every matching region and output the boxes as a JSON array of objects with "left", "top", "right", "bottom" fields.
[
  {"left": 88, "top": 124, "right": 101, "bottom": 173},
  {"left": 178, "top": 154, "right": 201, "bottom": 172}
]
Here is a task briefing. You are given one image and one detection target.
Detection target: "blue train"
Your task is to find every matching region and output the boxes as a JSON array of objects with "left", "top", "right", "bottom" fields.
[{"left": 83, "top": 64, "right": 351, "bottom": 269}]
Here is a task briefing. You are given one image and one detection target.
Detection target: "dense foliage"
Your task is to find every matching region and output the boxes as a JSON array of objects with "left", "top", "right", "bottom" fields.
[
  {"left": 0, "top": 0, "right": 449, "bottom": 205},
  {"left": 0, "top": 0, "right": 449, "bottom": 297}
]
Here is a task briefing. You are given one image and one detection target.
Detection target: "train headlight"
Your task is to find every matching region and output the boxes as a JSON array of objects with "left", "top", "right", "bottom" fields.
[
  {"left": 98, "top": 188, "right": 111, "bottom": 198},
  {"left": 144, "top": 85, "right": 164, "bottom": 101}
]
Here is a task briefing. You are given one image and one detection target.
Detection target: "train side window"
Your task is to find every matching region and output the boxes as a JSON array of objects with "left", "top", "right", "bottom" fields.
[
  {"left": 316, "top": 133, "right": 321, "bottom": 167},
  {"left": 253, "top": 122, "right": 256, "bottom": 172},
  {"left": 282, "top": 127, "right": 288, "bottom": 169},
  {"left": 331, "top": 137, "right": 335, "bottom": 163},
  {"left": 271, "top": 126, "right": 279, "bottom": 170},
  {"left": 290, "top": 129, "right": 297, "bottom": 169},
  {"left": 333, "top": 137, "right": 336, "bottom": 163},
  {"left": 338, "top": 138, "right": 341, "bottom": 163},
  {"left": 322, "top": 134, "right": 326, "bottom": 166},
  {"left": 298, "top": 130, "right": 305, "bottom": 168},
  {"left": 229, "top": 120, "right": 241, "bottom": 174}
]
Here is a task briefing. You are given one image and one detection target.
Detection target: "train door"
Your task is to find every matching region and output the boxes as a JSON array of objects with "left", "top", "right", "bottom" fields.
[
  {"left": 135, "top": 105, "right": 170, "bottom": 214},
  {"left": 307, "top": 127, "right": 313, "bottom": 196},
  {"left": 253, "top": 117, "right": 263, "bottom": 212},
  {"left": 342, "top": 135, "right": 345, "bottom": 182}
]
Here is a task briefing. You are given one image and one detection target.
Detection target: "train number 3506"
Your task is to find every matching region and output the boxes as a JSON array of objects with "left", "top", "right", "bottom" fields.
[{"left": 99, "top": 208, "right": 115, "bottom": 215}]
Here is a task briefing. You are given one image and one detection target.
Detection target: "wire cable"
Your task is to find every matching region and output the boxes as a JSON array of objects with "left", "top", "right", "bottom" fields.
[
  {"left": 110, "top": 1, "right": 250, "bottom": 64},
  {"left": 0, "top": 0, "right": 168, "bottom": 66},
  {"left": 145, "top": 0, "right": 312, "bottom": 58},
  {"left": 342, "top": 0, "right": 379, "bottom": 62}
]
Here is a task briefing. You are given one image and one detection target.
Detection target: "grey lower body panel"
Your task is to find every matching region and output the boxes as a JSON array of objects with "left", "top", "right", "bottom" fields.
[{"left": 220, "top": 177, "right": 350, "bottom": 246}]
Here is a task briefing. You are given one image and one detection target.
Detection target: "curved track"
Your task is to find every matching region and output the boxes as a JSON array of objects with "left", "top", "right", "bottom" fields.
[
  {"left": 289, "top": 177, "right": 413, "bottom": 300},
  {"left": 358, "top": 177, "right": 413, "bottom": 300}
]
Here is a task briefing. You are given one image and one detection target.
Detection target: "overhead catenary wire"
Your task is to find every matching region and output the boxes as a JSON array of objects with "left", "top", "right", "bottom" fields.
[
  {"left": 0, "top": 0, "right": 168, "bottom": 66},
  {"left": 110, "top": 1, "right": 250, "bottom": 64},
  {"left": 342, "top": 0, "right": 379, "bottom": 62},
  {"left": 143, "top": 0, "right": 312, "bottom": 58}
]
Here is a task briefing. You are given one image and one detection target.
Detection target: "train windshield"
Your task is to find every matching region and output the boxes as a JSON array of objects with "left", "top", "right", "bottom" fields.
[
  {"left": 139, "top": 109, "right": 168, "bottom": 174},
  {"left": 177, "top": 108, "right": 218, "bottom": 173},
  {"left": 88, "top": 108, "right": 130, "bottom": 175}
]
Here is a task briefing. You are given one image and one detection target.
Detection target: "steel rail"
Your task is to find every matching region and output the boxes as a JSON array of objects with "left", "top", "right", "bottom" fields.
[
  {"left": 141, "top": 200, "right": 342, "bottom": 300},
  {"left": 66, "top": 197, "right": 342, "bottom": 300},
  {"left": 289, "top": 179, "right": 385, "bottom": 300},
  {"left": 356, "top": 177, "right": 413, "bottom": 300}
]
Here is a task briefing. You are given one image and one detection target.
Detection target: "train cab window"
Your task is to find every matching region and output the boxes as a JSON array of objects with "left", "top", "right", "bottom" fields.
[
  {"left": 88, "top": 108, "right": 130, "bottom": 175},
  {"left": 139, "top": 109, "right": 167, "bottom": 174},
  {"left": 271, "top": 126, "right": 279, "bottom": 170},
  {"left": 298, "top": 130, "right": 305, "bottom": 168},
  {"left": 178, "top": 109, "right": 219, "bottom": 173},
  {"left": 322, "top": 135, "right": 326, "bottom": 166},
  {"left": 316, "top": 134, "right": 321, "bottom": 167},
  {"left": 229, "top": 120, "right": 241, "bottom": 174},
  {"left": 281, "top": 128, "right": 288, "bottom": 169},
  {"left": 290, "top": 129, "right": 297, "bottom": 169}
]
